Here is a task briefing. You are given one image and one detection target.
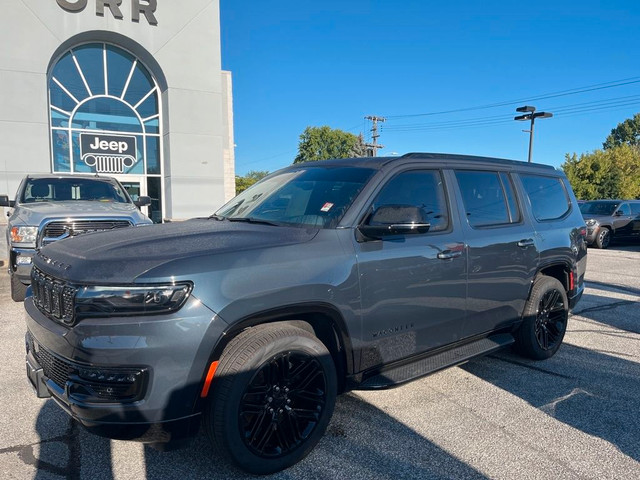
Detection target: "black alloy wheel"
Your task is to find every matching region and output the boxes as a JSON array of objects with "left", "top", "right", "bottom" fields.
[
  {"left": 514, "top": 275, "right": 569, "bottom": 360},
  {"left": 239, "top": 351, "right": 327, "bottom": 458},
  {"left": 205, "top": 323, "right": 337, "bottom": 475},
  {"left": 534, "top": 288, "right": 566, "bottom": 351}
]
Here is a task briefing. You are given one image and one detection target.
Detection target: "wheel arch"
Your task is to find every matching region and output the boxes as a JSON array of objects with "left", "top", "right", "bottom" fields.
[
  {"left": 204, "top": 303, "right": 354, "bottom": 397},
  {"left": 537, "top": 262, "right": 573, "bottom": 292}
]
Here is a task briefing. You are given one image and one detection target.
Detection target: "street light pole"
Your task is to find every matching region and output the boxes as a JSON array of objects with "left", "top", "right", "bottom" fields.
[{"left": 514, "top": 105, "right": 553, "bottom": 163}]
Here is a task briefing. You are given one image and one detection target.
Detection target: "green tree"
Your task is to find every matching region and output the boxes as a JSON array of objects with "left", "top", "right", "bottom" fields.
[
  {"left": 350, "top": 133, "right": 368, "bottom": 158},
  {"left": 235, "top": 170, "right": 269, "bottom": 195},
  {"left": 562, "top": 144, "right": 640, "bottom": 200},
  {"left": 294, "top": 126, "right": 365, "bottom": 164},
  {"left": 603, "top": 112, "right": 640, "bottom": 149}
]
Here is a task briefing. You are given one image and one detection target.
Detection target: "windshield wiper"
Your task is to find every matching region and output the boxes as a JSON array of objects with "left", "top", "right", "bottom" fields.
[
  {"left": 227, "top": 217, "right": 281, "bottom": 226},
  {"left": 208, "top": 214, "right": 226, "bottom": 220}
]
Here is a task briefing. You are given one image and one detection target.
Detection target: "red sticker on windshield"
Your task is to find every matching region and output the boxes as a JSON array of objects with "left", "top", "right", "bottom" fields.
[{"left": 320, "top": 202, "right": 334, "bottom": 212}]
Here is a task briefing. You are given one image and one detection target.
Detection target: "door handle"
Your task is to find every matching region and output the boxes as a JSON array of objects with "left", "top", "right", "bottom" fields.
[
  {"left": 437, "top": 250, "right": 463, "bottom": 260},
  {"left": 517, "top": 238, "right": 535, "bottom": 248}
]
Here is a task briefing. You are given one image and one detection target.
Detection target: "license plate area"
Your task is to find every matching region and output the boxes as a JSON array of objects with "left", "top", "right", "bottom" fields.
[{"left": 26, "top": 352, "right": 51, "bottom": 398}]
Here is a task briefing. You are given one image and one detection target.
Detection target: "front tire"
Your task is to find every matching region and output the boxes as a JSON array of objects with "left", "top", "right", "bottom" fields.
[
  {"left": 204, "top": 324, "right": 337, "bottom": 475},
  {"left": 595, "top": 227, "right": 611, "bottom": 249},
  {"left": 514, "top": 275, "right": 569, "bottom": 360},
  {"left": 10, "top": 274, "right": 27, "bottom": 302}
]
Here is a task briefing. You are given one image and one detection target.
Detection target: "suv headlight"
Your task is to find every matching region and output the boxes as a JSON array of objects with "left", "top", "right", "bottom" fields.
[
  {"left": 10, "top": 226, "right": 38, "bottom": 245},
  {"left": 585, "top": 219, "right": 597, "bottom": 226},
  {"left": 74, "top": 283, "right": 193, "bottom": 318}
]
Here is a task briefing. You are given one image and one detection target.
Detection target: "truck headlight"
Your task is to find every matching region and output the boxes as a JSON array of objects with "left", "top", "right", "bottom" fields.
[
  {"left": 585, "top": 219, "right": 597, "bottom": 226},
  {"left": 10, "top": 226, "right": 38, "bottom": 245},
  {"left": 74, "top": 283, "right": 193, "bottom": 319}
]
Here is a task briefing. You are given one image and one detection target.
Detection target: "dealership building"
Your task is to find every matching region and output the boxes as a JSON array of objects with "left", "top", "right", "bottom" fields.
[{"left": 0, "top": 0, "right": 235, "bottom": 222}]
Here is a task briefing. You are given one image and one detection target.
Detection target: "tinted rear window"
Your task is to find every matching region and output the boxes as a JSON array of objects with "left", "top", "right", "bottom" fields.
[
  {"left": 520, "top": 174, "right": 570, "bottom": 221},
  {"left": 455, "top": 170, "right": 520, "bottom": 227}
]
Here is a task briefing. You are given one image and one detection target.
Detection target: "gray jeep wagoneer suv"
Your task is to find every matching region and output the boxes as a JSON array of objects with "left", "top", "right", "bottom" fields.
[{"left": 24, "top": 153, "right": 587, "bottom": 474}]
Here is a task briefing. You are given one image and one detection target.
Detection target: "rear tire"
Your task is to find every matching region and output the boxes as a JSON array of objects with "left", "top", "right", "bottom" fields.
[
  {"left": 514, "top": 275, "right": 568, "bottom": 360},
  {"left": 11, "top": 274, "right": 27, "bottom": 302},
  {"left": 595, "top": 227, "right": 611, "bottom": 249},
  {"left": 204, "top": 324, "right": 337, "bottom": 475}
]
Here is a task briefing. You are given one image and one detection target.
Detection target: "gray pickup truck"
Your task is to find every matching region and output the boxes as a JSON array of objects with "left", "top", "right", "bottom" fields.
[{"left": 1, "top": 174, "right": 152, "bottom": 301}]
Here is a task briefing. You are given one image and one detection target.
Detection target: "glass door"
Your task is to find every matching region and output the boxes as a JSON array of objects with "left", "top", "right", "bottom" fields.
[{"left": 112, "top": 175, "right": 149, "bottom": 220}]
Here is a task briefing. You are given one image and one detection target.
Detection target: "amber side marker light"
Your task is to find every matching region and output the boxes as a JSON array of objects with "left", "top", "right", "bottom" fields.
[{"left": 200, "top": 361, "right": 220, "bottom": 398}]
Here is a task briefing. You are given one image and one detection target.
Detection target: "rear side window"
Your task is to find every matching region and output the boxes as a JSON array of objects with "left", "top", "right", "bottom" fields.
[
  {"left": 455, "top": 170, "right": 520, "bottom": 227},
  {"left": 520, "top": 174, "right": 570, "bottom": 221}
]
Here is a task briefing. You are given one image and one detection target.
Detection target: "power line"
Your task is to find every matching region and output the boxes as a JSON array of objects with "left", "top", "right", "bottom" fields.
[
  {"left": 383, "top": 76, "right": 640, "bottom": 119},
  {"left": 382, "top": 94, "right": 640, "bottom": 133}
]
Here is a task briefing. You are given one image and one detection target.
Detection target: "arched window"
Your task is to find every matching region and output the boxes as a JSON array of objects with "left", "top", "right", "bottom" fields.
[{"left": 49, "top": 43, "right": 161, "bottom": 176}]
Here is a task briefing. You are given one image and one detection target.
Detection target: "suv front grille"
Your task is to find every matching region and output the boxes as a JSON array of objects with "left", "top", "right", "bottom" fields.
[
  {"left": 31, "top": 267, "right": 76, "bottom": 325},
  {"left": 41, "top": 220, "right": 132, "bottom": 246}
]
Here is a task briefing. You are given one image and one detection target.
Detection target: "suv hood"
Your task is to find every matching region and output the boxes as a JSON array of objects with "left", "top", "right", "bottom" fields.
[
  {"left": 34, "top": 219, "right": 319, "bottom": 284},
  {"left": 14, "top": 201, "right": 148, "bottom": 225}
]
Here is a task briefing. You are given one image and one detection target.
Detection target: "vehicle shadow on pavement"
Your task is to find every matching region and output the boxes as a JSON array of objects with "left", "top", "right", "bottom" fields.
[
  {"left": 29, "top": 391, "right": 487, "bottom": 480},
  {"left": 142, "top": 392, "right": 486, "bottom": 479},
  {"left": 462, "top": 343, "right": 640, "bottom": 463},
  {"left": 572, "top": 292, "right": 640, "bottom": 334}
]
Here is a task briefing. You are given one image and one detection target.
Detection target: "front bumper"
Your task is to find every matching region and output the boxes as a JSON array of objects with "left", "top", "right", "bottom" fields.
[
  {"left": 585, "top": 225, "right": 599, "bottom": 245},
  {"left": 24, "top": 295, "right": 228, "bottom": 444}
]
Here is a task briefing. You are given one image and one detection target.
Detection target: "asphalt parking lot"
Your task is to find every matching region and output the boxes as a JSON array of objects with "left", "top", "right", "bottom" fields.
[{"left": 0, "top": 239, "right": 638, "bottom": 479}]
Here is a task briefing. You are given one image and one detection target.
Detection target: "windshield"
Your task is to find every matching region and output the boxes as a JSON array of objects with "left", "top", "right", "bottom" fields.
[
  {"left": 216, "top": 166, "right": 376, "bottom": 228},
  {"left": 21, "top": 178, "right": 130, "bottom": 204},
  {"left": 579, "top": 201, "right": 619, "bottom": 216}
]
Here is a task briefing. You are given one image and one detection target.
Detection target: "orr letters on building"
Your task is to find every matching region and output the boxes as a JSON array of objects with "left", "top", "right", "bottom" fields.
[{"left": 56, "top": 0, "right": 158, "bottom": 26}]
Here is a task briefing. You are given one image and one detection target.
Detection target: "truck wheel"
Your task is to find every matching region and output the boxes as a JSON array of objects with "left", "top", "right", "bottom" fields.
[
  {"left": 514, "top": 275, "right": 568, "bottom": 360},
  {"left": 11, "top": 274, "right": 27, "bottom": 302},
  {"left": 204, "top": 324, "right": 337, "bottom": 474},
  {"left": 595, "top": 227, "right": 611, "bottom": 249}
]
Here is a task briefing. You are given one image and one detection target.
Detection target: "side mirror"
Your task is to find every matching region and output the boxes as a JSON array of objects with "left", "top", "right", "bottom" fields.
[
  {"left": 0, "top": 195, "right": 12, "bottom": 207},
  {"left": 134, "top": 196, "right": 151, "bottom": 207},
  {"left": 614, "top": 210, "right": 624, "bottom": 217},
  {"left": 358, "top": 205, "right": 430, "bottom": 240}
]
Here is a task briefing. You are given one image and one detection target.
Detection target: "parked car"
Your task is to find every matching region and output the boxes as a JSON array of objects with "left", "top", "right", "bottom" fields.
[
  {"left": 23, "top": 153, "right": 587, "bottom": 474},
  {"left": 579, "top": 199, "right": 640, "bottom": 248},
  {"left": 1, "top": 174, "right": 152, "bottom": 301}
]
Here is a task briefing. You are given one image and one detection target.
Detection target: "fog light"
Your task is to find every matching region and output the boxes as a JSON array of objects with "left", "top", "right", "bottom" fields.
[
  {"left": 78, "top": 367, "right": 142, "bottom": 384},
  {"left": 70, "top": 367, "right": 147, "bottom": 403},
  {"left": 16, "top": 256, "right": 32, "bottom": 265}
]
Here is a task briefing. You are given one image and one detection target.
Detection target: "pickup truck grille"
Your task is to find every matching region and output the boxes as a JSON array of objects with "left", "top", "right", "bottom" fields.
[
  {"left": 41, "top": 220, "right": 132, "bottom": 246},
  {"left": 31, "top": 267, "right": 76, "bottom": 325}
]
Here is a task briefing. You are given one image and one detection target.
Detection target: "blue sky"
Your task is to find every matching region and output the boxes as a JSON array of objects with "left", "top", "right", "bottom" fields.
[{"left": 220, "top": 1, "right": 640, "bottom": 176}]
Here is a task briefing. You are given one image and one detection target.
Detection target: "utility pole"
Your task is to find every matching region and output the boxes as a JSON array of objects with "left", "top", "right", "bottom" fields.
[{"left": 365, "top": 115, "right": 385, "bottom": 157}]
